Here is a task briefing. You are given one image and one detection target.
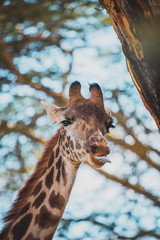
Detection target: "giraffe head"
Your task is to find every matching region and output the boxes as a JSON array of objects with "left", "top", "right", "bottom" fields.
[{"left": 42, "top": 81, "right": 114, "bottom": 169}]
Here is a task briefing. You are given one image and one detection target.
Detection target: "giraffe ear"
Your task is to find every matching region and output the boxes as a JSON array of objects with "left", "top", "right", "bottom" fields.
[{"left": 41, "top": 101, "right": 60, "bottom": 125}]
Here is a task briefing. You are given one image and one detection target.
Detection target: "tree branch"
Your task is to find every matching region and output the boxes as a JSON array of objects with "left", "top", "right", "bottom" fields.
[
  {"left": 94, "top": 167, "right": 160, "bottom": 207},
  {"left": 0, "top": 120, "right": 45, "bottom": 144},
  {"left": 107, "top": 133, "right": 160, "bottom": 172},
  {"left": 0, "top": 36, "right": 67, "bottom": 106},
  {"left": 61, "top": 215, "right": 160, "bottom": 239},
  {"left": 109, "top": 110, "right": 160, "bottom": 171},
  {"left": 100, "top": 0, "right": 160, "bottom": 131}
]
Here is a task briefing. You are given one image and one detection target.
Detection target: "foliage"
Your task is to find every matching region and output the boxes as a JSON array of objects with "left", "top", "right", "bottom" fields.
[{"left": 0, "top": 0, "right": 160, "bottom": 239}]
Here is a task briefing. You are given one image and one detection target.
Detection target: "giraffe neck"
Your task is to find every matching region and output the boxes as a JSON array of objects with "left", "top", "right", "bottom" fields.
[{"left": 1, "top": 131, "right": 80, "bottom": 240}]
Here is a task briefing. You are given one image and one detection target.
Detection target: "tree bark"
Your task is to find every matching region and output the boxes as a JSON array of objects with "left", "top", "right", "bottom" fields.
[{"left": 100, "top": 0, "right": 160, "bottom": 131}]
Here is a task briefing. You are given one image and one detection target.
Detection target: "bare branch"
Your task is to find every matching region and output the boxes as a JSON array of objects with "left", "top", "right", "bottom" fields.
[
  {"left": 61, "top": 215, "right": 160, "bottom": 239},
  {"left": 0, "top": 36, "right": 67, "bottom": 106},
  {"left": 94, "top": 167, "right": 160, "bottom": 207},
  {"left": 0, "top": 120, "right": 45, "bottom": 144},
  {"left": 110, "top": 111, "right": 160, "bottom": 171}
]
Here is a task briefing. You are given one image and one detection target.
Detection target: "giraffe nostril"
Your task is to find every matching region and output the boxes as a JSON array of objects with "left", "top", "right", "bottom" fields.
[
  {"left": 91, "top": 145, "right": 97, "bottom": 154},
  {"left": 90, "top": 141, "right": 110, "bottom": 156}
]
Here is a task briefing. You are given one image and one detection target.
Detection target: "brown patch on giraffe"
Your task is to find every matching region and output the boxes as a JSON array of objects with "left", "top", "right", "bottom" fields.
[
  {"left": 11, "top": 213, "right": 33, "bottom": 240},
  {"left": 81, "top": 124, "right": 86, "bottom": 131},
  {"left": 76, "top": 141, "right": 81, "bottom": 150},
  {"left": 19, "top": 202, "right": 30, "bottom": 216},
  {"left": 48, "top": 152, "right": 54, "bottom": 168},
  {"left": 45, "top": 233, "right": 54, "bottom": 240},
  {"left": 58, "top": 133, "right": 61, "bottom": 144},
  {"left": 62, "top": 161, "right": 67, "bottom": 186},
  {"left": 55, "top": 147, "right": 59, "bottom": 158},
  {"left": 70, "top": 140, "right": 74, "bottom": 150},
  {"left": 25, "top": 233, "right": 40, "bottom": 240},
  {"left": 67, "top": 135, "right": 70, "bottom": 143},
  {"left": 32, "top": 181, "right": 42, "bottom": 196},
  {"left": 49, "top": 190, "right": 65, "bottom": 210},
  {"left": 32, "top": 191, "right": 46, "bottom": 209},
  {"left": 35, "top": 206, "right": 59, "bottom": 229},
  {"left": 62, "top": 145, "right": 65, "bottom": 151},
  {"left": 56, "top": 171, "right": 60, "bottom": 183},
  {"left": 66, "top": 150, "right": 70, "bottom": 155},
  {"left": 45, "top": 167, "right": 54, "bottom": 189},
  {"left": 65, "top": 141, "right": 69, "bottom": 148},
  {"left": 56, "top": 157, "right": 62, "bottom": 169},
  {"left": 56, "top": 156, "right": 62, "bottom": 183}
]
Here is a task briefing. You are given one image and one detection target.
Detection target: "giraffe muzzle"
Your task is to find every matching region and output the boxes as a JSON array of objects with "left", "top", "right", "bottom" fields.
[
  {"left": 90, "top": 141, "right": 110, "bottom": 156},
  {"left": 89, "top": 134, "right": 110, "bottom": 155},
  {"left": 87, "top": 134, "right": 111, "bottom": 169}
]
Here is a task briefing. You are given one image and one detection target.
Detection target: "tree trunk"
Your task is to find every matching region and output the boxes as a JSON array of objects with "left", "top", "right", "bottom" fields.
[{"left": 100, "top": 0, "right": 160, "bottom": 131}]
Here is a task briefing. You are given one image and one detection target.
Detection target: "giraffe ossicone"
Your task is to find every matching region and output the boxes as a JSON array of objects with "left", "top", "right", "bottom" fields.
[{"left": 0, "top": 81, "right": 114, "bottom": 240}]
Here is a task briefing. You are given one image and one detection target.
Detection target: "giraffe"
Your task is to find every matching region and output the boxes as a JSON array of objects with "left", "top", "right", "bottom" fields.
[{"left": 0, "top": 81, "right": 114, "bottom": 240}]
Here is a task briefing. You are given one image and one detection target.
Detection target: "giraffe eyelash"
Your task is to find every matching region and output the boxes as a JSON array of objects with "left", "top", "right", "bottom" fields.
[{"left": 61, "top": 119, "right": 73, "bottom": 127}]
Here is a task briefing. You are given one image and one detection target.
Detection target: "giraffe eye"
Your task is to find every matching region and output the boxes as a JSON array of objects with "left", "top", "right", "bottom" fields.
[{"left": 61, "top": 119, "right": 72, "bottom": 127}]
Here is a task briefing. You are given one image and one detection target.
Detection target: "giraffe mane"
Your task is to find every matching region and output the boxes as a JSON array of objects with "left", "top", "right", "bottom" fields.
[{"left": 0, "top": 130, "right": 60, "bottom": 239}]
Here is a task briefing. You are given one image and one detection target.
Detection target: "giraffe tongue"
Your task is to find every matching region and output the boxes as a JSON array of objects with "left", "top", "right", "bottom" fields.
[
  {"left": 94, "top": 156, "right": 111, "bottom": 164},
  {"left": 89, "top": 153, "right": 111, "bottom": 169}
]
